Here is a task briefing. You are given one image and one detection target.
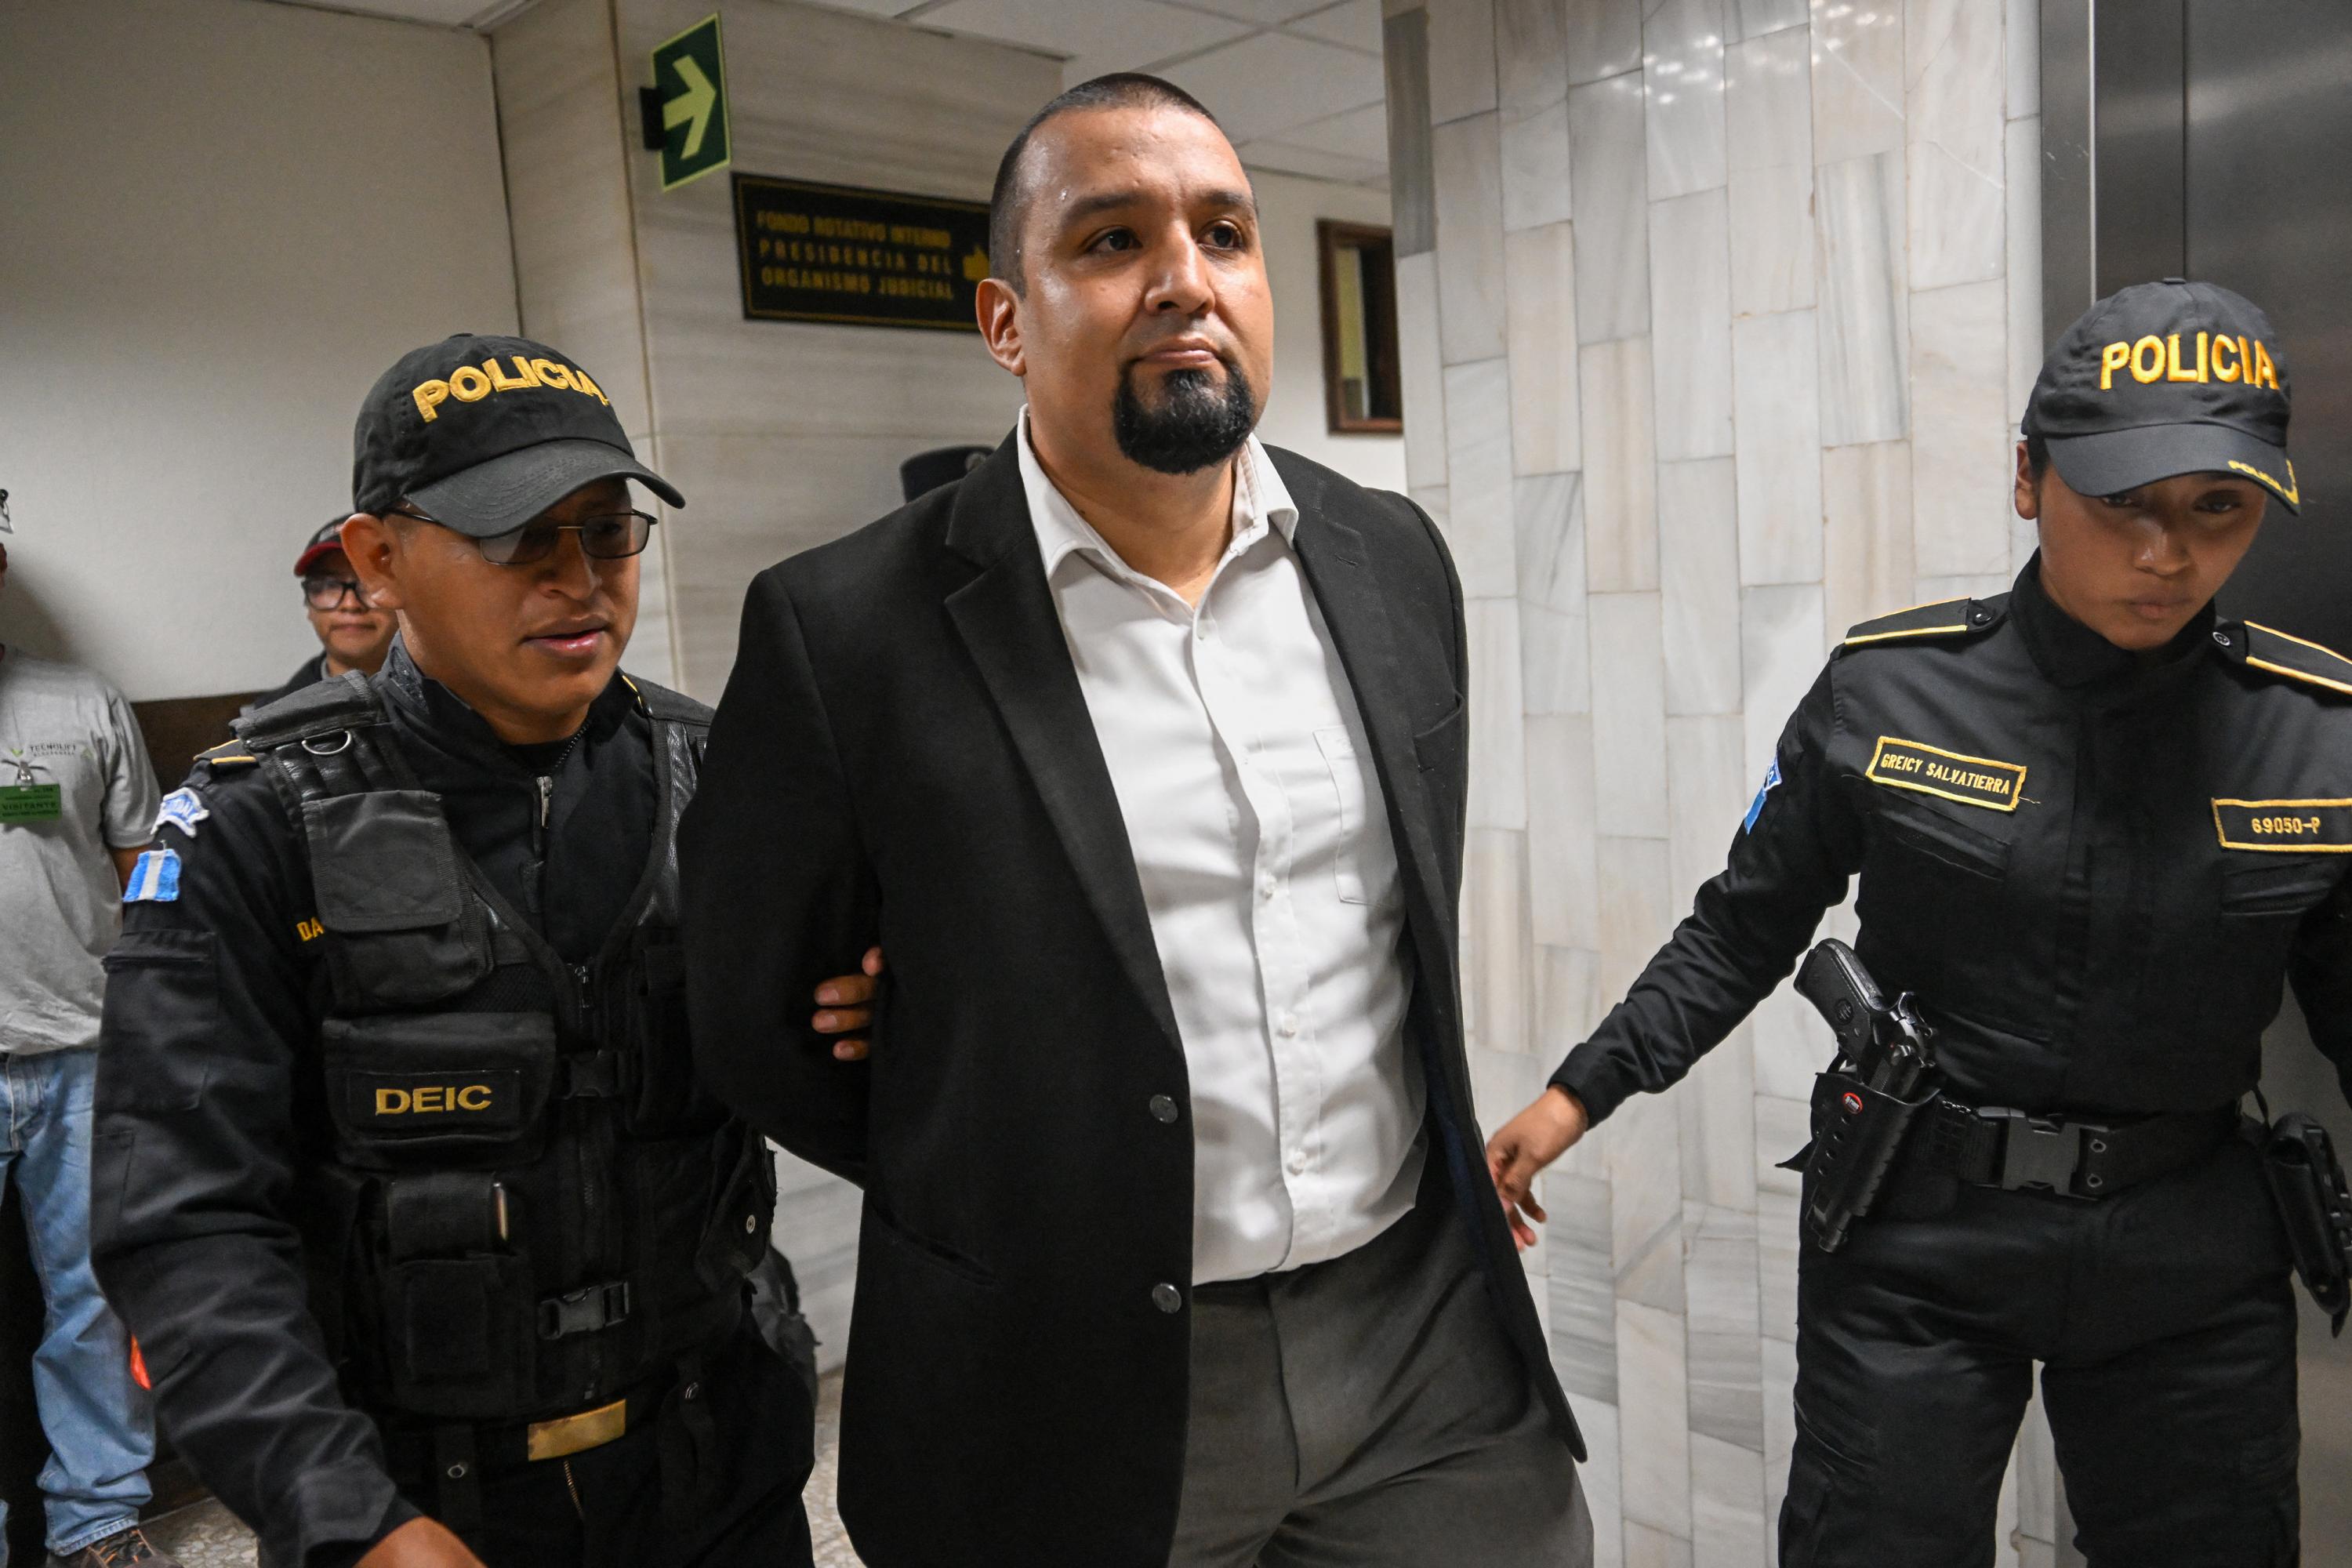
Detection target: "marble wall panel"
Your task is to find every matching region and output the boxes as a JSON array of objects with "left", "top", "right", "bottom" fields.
[
  {"left": 1466, "top": 826, "right": 1533, "bottom": 1053},
  {"left": 1578, "top": 1401, "right": 1631, "bottom": 1568},
  {"left": 1435, "top": 112, "right": 1510, "bottom": 361},
  {"left": 1589, "top": 592, "right": 1670, "bottom": 838},
  {"left": 1597, "top": 830, "right": 1676, "bottom": 1003},
  {"left": 1905, "top": 0, "right": 2006, "bottom": 289},
  {"left": 1686, "top": 1203, "right": 1766, "bottom": 1448},
  {"left": 1581, "top": 337, "right": 1661, "bottom": 590},
  {"left": 1648, "top": 189, "right": 1737, "bottom": 461},
  {"left": 1816, "top": 151, "right": 1912, "bottom": 446},
  {"left": 1731, "top": 308, "right": 1825, "bottom": 584},
  {"left": 1396, "top": 251, "right": 1450, "bottom": 484},
  {"left": 1811, "top": 0, "right": 1905, "bottom": 164},
  {"left": 1664, "top": 713, "right": 1748, "bottom": 931},
  {"left": 1505, "top": 223, "right": 1584, "bottom": 472},
  {"left": 1737, "top": 582, "right": 1826, "bottom": 780},
  {"left": 1606, "top": 1086, "right": 1688, "bottom": 1318},
  {"left": 1730, "top": 0, "right": 1808, "bottom": 41},
  {"left": 1822, "top": 437, "right": 1917, "bottom": 636},
  {"left": 1566, "top": 0, "right": 1644, "bottom": 85},
  {"left": 1497, "top": 0, "right": 1573, "bottom": 230},
  {"left": 1443, "top": 357, "right": 1520, "bottom": 592},
  {"left": 1679, "top": 1022, "right": 1759, "bottom": 1213},
  {"left": 1527, "top": 711, "right": 1601, "bottom": 946},
  {"left": 1642, "top": 0, "right": 1730, "bottom": 201},
  {"left": 1425, "top": 0, "right": 1501, "bottom": 123},
  {"left": 1519, "top": 473, "right": 1592, "bottom": 714},
  {"left": 1728, "top": 162, "right": 1817, "bottom": 317},
  {"left": 1535, "top": 942, "right": 1606, "bottom": 1062},
  {"left": 1910, "top": 278, "right": 2013, "bottom": 579},
  {"left": 1726, "top": 27, "right": 1813, "bottom": 174},
  {"left": 1691, "top": 1429, "right": 1768, "bottom": 1568},
  {"left": 1548, "top": 1170, "right": 1622, "bottom": 1402},
  {"left": 1385, "top": 5, "right": 1439, "bottom": 256},
  {"left": 1469, "top": 598, "right": 1531, "bottom": 828},
  {"left": 1570, "top": 74, "right": 1653, "bottom": 343},
  {"left": 1618, "top": 1299, "right": 1697, "bottom": 1541},
  {"left": 1725, "top": 27, "right": 1814, "bottom": 318},
  {"left": 1657, "top": 457, "right": 1743, "bottom": 716}
]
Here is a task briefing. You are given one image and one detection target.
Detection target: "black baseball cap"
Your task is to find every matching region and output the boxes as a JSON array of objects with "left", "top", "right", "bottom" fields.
[
  {"left": 2024, "top": 279, "right": 2298, "bottom": 513},
  {"left": 294, "top": 515, "right": 349, "bottom": 576},
  {"left": 352, "top": 333, "right": 683, "bottom": 536}
]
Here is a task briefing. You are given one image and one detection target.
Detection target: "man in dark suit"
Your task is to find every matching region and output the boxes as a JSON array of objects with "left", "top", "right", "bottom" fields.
[{"left": 680, "top": 74, "right": 1591, "bottom": 1568}]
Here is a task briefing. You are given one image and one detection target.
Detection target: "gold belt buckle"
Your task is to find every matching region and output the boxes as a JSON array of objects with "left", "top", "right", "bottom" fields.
[{"left": 525, "top": 1397, "right": 628, "bottom": 1462}]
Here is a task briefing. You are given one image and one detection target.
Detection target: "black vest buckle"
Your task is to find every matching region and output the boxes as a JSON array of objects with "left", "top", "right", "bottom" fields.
[{"left": 537, "top": 1280, "right": 633, "bottom": 1341}]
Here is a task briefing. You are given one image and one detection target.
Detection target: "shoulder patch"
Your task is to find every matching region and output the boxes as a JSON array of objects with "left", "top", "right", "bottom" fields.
[
  {"left": 2239, "top": 622, "right": 2352, "bottom": 698},
  {"left": 1841, "top": 597, "right": 2000, "bottom": 648}
]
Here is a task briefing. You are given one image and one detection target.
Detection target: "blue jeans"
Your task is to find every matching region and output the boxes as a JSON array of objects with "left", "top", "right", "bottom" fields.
[{"left": 0, "top": 1047, "right": 152, "bottom": 1559}]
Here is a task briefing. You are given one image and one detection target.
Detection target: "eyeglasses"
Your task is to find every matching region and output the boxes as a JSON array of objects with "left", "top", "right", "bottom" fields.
[
  {"left": 303, "top": 575, "right": 369, "bottom": 610},
  {"left": 388, "top": 508, "right": 658, "bottom": 567}
]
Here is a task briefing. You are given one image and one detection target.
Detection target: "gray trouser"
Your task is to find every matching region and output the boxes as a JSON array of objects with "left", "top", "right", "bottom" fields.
[{"left": 1170, "top": 1181, "right": 1593, "bottom": 1567}]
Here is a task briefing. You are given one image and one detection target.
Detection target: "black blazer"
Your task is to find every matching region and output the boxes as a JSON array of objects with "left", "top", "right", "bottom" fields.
[{"left": 679, "top": 436, "right": 1581, "bottom": 1567}]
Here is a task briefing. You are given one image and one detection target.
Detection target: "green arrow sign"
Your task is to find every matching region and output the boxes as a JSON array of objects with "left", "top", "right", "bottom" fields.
[{"left": 652, "top": 13, "right": 730, "bottom": 191}]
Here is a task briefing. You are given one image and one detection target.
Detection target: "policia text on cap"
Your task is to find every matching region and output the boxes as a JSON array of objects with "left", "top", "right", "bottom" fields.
[
  {"left": 88, "top": 333, "right": 874, "bottom": 1568},
  {"left": 1488, "top": 278, "right": 2339, "bottom": 1566}
]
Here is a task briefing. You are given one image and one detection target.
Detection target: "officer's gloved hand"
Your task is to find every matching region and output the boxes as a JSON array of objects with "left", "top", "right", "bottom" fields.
[
  {"left": 357, "top": 1518, "right": 486, "bottom": 1568},
  {"left": 812, "top": 946, "right": 886, "bottom": 1061},
  {"left": 1485, "top": 1087, "right": 1592, "bottom": 1251}
]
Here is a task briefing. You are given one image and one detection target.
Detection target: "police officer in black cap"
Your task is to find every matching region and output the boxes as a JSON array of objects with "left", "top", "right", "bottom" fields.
[
  {"left": 91, "top": 333, "right": 873, "bottom": 1568},
  {"left": 1486, "top": 280, "right": 2344, "bottom": 1565},
  {"left": 248, "top": 517, "right": 400, "bottom": 712}
]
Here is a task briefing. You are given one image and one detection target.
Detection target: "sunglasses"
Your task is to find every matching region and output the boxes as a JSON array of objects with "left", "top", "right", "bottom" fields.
[{"left": 388, "top": 508, "right": 658, "bottom": 567}]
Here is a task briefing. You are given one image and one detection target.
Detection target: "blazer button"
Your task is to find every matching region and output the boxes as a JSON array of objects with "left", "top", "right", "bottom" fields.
[
  {"left": 1149, "top": 1094, "right": 1180, "bottom": 1124},
  {"left": 1152, "top": 1283, "right": 1184, "bottom": 1314}
]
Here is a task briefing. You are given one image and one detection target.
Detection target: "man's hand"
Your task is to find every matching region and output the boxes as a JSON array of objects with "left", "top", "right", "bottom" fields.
[
  {"left": 356, "top": 1518, "right": 486, "bottom": 1568},
  {"left": 812, "top": 946, "right": 884, "bottom": 1061},
  {"left": 1485, "top": 1085, "right": 1592, "bottom": 1250}
]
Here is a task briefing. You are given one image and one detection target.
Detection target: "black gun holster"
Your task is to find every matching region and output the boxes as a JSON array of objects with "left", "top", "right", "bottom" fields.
[
  {"left": 1785, "top": 1068, "right": 1944, "bottom": 1252},
  {"left": 2257, "top": 1110, "right": 2352, "bottom": 1335}
]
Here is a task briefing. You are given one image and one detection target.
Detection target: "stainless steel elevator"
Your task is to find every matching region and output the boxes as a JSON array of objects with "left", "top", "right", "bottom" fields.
[{"left": 2043, "top": 1, "right": 2352, "bottom": 1555}]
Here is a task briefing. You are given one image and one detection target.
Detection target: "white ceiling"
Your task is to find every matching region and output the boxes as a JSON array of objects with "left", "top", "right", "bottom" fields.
[
  {"left": 260, "top": 0, "right": 1392, "bottom": 187},
  {"left": 835, "top": 0, "right": 1391, "bottom": 186}
]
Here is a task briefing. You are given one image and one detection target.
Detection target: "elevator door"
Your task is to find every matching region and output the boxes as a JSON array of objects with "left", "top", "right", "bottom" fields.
[
  {"left": 2045, "top": 0, "right": 2352, "bottom": 1556},
  {"left": 2185, "top": 2, "right": 2352, "bottom": 1555}
]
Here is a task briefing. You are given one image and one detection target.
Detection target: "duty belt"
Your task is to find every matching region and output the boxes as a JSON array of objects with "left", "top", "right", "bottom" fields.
[{"left": 1912, "top": 1102, "right": 2239, "bottom": 1200}]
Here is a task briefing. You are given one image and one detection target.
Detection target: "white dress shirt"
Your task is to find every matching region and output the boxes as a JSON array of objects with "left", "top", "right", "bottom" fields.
[{"left": 1017, "top": 409, "right": 1426, "bottom": 1283}]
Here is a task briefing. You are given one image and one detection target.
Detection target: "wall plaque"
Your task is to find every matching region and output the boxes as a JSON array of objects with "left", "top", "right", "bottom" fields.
[{"left": 733, "top": 173, "right": 990, "bottom": 331}]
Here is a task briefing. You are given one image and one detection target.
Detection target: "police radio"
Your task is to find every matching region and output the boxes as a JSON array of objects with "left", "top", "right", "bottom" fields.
[{"left": 1795, "top": 939, "right": 1942, "bottom": 1253}]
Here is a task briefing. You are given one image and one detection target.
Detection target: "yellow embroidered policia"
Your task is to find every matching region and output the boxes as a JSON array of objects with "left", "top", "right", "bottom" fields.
[{"left": 410, "top": 353, "right": 611, "bottom": 423}]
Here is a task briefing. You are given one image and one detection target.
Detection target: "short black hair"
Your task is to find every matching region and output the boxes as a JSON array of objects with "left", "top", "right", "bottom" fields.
[{"left": 987, "top": 73, "right": 1224, "bottom": 296}]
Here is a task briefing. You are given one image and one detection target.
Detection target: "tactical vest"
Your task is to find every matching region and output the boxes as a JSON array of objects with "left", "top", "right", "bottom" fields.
[{"left": 231, "top": 673, "right": 774, "bottom": 1428}]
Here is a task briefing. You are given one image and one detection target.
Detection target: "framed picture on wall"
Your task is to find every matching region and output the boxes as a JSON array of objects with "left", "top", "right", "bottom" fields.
[{"left": 1316, "top": 220, "right": 1403, "bottom": 436}]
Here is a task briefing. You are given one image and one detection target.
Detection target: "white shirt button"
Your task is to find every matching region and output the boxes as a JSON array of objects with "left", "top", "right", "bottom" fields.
[
  {"left": 1258, "top": 875, "right": 1276, "bottom": 901},
  {"left": 1279, "top": 1011, "right": 1300, "bottom": 1037},
  {"left": 1287, "top": 1149, "right": 1308, "bottom": 1175}
]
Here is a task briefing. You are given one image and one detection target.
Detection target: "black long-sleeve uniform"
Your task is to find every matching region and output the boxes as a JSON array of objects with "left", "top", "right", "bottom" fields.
[
  {"left": 90, "top": 647, "right": 655, "bottom": 1565},
  {"left": 1551, "top": 557, "right": 2352, "bottom": 1566},
  {"left": 1555, "top": 556, "right": 2352, "bottom": 1124}
]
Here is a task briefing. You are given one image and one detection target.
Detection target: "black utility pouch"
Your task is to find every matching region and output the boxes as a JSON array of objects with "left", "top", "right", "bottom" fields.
[
  {"left": 2259, "top": 1111, "right": 2352, "bottom": 1335},
  {"left": 303, "top": 791, "right": 493, "bottom": 1007},
  {"left": 321, "top": 1011, "right": 557, "bottom": 1169},
  {"left": 358, "top": 1170, "right": 537, "bottom": 1419},
  {"left": 613, "top": 931, "right": 730, "bottom": 1137},
  {"left": 1798, "top": 1069, "right": 1940, "bottom": 1252},
  {"left": 694, "top": 1127, "right": 778, "bottom": 1294}
]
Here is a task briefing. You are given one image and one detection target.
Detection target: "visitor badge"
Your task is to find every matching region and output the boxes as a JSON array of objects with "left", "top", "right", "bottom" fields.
[{"left": 0, "top": 782, "right": 62, "bottom": 823}]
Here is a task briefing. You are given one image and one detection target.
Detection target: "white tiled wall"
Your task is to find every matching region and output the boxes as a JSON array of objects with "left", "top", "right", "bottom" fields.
[{"left": 1387, "top": 0, "right": 2057, "bottom": 1561}]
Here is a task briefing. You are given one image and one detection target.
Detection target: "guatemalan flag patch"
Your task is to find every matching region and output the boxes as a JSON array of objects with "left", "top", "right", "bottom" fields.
[
  {"left": 1743, "top": 757, "right": 1782, "bottom": 833},
  {"left": 124, "top": 848, "right": 181, "bottom": 903}
]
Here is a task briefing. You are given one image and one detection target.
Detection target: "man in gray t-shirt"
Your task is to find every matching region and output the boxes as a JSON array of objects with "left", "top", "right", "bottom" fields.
[{"left": 0, "top": 530, "right": 183, "bottom": 1568}]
